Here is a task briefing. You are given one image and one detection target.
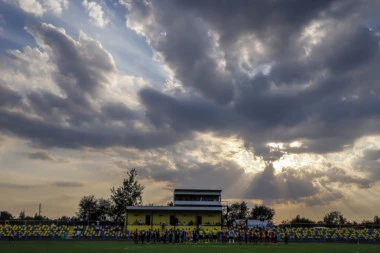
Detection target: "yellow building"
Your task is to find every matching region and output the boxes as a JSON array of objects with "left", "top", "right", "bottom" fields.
[{"left": 125, "top": 189, "right": 222, "bottom": 232}]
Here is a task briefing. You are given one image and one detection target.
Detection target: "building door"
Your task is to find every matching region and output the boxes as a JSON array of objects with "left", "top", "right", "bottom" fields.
[
  {"left": 145, "top": 215, "right": 151, "bottom": 225},
  {"left": 197, "top": 216, "right": 202, "bottom": 226}
]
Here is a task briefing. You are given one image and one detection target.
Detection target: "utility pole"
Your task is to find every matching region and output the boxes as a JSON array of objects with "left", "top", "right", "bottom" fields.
[{"left": 38, "top": 203, "right": 42, "bottom": 217}]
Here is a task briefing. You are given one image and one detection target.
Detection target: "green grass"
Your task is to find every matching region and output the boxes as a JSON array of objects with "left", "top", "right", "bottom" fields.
[{"left": 1, "top": 241, "right": 379, "bottom": 253}]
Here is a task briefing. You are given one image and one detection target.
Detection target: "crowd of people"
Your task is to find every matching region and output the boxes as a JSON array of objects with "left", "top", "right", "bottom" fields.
[{"left": 129, "top": 227, "right": 287, "bottom": 245}]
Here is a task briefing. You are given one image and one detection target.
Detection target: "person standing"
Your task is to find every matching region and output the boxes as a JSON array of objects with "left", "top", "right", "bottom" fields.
[
  {"left": 228, "top": 228, "right": 235, "bottom": 244},
  {"left": 147, "top": 229, "right": 151, "bottom": 244},
  {"left": 186, "top": 229, "right": 192, "bottom": 244},
  {"left": 284, "top": 231, "right": 289, "bottom": 245},
  {"left": 192, "top": 229, "right": 197, "bottom": 244},
  {"left": 8, "top": 230, "right": 14, "bottom": 241},
  {"left": 134, "top": 229, "right": 138, "bottom": 244},
  {"left": 141, "top": 230, "right": 145, "bottom": 244},
  {"left": 273, "top": 230, "right": 278, "bottom": 244}
]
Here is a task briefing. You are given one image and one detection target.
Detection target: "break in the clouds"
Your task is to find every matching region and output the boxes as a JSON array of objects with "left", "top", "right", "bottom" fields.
[{"left": 1, "top": 0, "right": 380, "bottom": 221}]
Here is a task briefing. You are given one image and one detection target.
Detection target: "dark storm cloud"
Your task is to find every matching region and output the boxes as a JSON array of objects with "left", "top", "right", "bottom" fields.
[
  {"left": 124, "top": 0, "right": 233, "bottom": 104},
  {"left": 101, "top": 103, "right": 139, "bottom": 121},
  {"left": 244, "top": 164, "right": 320, "bottom": 201},
  {"left": 242, "top": 164, "right": 370, "bottom": 205},
  {"left": 26, "top": 90, "right": 96, "bottom": 127},
  {"left": 1, "top": 1, "right": 378, "bottom": 157},
  {"left": 126, "top": 0, "right": 380, "bottom": 157},
  {"left": 26, "top": 22, "right": 116, "bottom": 99},
  {"left": 174, "top": 0, "right": 337, "bottom": 46},
  {"left": 0, "top": 84, "right": 22, "bottom": 107},
  {"left": 322, "top": 26, "right": 378, "bottom": 74},
  {"left": 0, "top": 109, "right": 186, "bottom": 149},
  {"left": 0, "top": 21, "right": 190, "bottom": 149},
  {"left": 139, "top": 88, "right": 242, "bottom": 132}
]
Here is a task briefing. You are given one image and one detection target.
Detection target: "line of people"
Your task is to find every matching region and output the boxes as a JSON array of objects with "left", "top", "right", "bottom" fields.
[{"left": 131, "top": 228, "right": 289, "bottom": 245}]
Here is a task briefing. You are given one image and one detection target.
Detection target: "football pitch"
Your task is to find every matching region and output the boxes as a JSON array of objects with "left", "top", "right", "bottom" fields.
[{"left": 1, "top": 241, "right": 380, "bottom": 253}]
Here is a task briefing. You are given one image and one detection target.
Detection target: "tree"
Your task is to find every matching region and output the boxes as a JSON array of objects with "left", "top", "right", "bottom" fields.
[
  {"left": 167, "top": 201, "right": 174, "bottom": 206},
  {"left": 96, "top": 198, "right": 112, "bottom": 220},
  {"left": 19, "top": 211, "right": 26, "bottom": 220},
  {"left": 34, "top": 213, "right": 45, "bottom": 220},
  {"left": 77, "top": 195, "right": 98, "bottom": 221},
  {"left": 374, "top": 216, "right": 380, "bottom": 225},
  {"left": 0, "top": 211, "right": 14, "bottom": 220},
  {"left": 110, "top": 168, "right": 144, "bottom": 221},
  {"left": 290, "top": 215, "right": 315, "bottom": 227},
  {"left": 227, "top": 201, "right": 249, "bottom": 226},
  {"left": 323, "top": 211, "right": 347, "bottom": 225},
  {"left": 77, "top": 196, "right": 113, "bottom": 221},
  {"left": 250, "top": 205, "right": 275, "bottom": 221}
]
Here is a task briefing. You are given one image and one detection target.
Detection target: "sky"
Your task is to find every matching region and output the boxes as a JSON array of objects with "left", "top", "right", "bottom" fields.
[{"left": 1, "top": 0, "right": 380, "bottom": 223}]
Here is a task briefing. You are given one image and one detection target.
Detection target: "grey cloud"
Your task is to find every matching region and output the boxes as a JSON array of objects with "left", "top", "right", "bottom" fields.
[
  {"left": 124, "top": 0, "right": 380, "bottom": 159},
  {"left": 243, "top": 164, "right": 370, "bottom": 204},
  {"left": 323, "top": 26, "right": 378, "bottom": 74},
  {"left": 101, "top": 103, "right": 139, "bottom": 121},
  {"left": 244, "top": 164, "right": 320, "bottom": 201},
  {"left": 363, "top": 149, "right": 380, "bottom": 161},
  {"left": 26, "top": 22, "right": 116, "bottom": 99},
  {"left": 1, "top": 0, "right": 380, "bottom": 168},
  {"left": 0, "top": 109, "right": 187, "bottom": 149},
  {"left": 303, "top": 191, "right": 344, "bottom": 206},
  {"left": 29, "top": 151, "right": 55, "bottom": 161},
  {"left": 0, "top": 22, "right": 189, "bottom": 150},
  {"left": 53, "top": 181, "right": 85, "bottom": 187},
  {"left": 28, "top": 151, "right": 70, "bottom": 163},
  {"left": 0, "top": 84, "right": 22, "bottom": 107},
  {"left": 136, "top": 161, "right": 248, "bottom": 199},
  {"left": 353, "top": 150, "right": 380, "bottom": 182},
  {"left": 317, "top": 167, "right": 371, "bottom": 189},
  {"left": 125, "top": 0, "right": 234, "bottom": 104},
  {"left": 139, "top": 88, "right": 242, "bottom": 133}
]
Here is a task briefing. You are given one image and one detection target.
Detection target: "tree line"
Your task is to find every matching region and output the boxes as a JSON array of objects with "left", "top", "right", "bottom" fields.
[{"left": 223, "top": 201, "right": 380, "bottom": 227}]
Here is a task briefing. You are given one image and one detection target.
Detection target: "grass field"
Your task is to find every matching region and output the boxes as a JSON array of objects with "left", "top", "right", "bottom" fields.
[{"left": 1, "top": 241, "right": 380, "bottom": 253}]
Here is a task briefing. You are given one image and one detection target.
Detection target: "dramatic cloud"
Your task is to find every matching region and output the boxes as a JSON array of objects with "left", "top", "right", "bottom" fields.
[
  {"left": 1, "top": 0, "right": 380, "bottom": 219},
  {"left": 124, "top": 0, "right": 380, "bottom": 156}
]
